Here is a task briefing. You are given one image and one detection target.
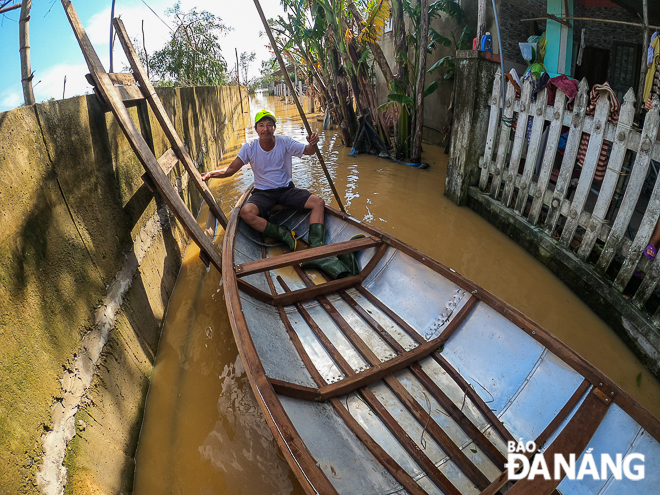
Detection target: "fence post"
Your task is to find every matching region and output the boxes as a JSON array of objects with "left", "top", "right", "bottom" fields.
[{"left": 445, "top": 50, "right": 500, "bottom": 205}]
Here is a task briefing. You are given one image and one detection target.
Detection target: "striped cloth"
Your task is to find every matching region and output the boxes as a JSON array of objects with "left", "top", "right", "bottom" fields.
[{"left": 576, "top": 82, "right": 620, "bottom": 182}]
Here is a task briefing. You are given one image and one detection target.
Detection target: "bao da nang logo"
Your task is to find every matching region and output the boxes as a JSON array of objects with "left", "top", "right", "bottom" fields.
[{"left": 505, "top": 440, "right": 645, "bottom": 481}]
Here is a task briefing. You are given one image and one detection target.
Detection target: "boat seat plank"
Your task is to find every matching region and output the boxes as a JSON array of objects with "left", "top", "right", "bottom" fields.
[
  {"left": 410, "top": 363, "right": 508, "bottom": 470},
  {"left": 271, "top": 275, "right": 362, "bottom": 306},
  {"left": 269, "top": 378, "right": 321, "bottom": 401},
  {"left": 308, "top": 279, "right": 492, "bottom": 490},
  {"left": 235, "top": 236, "right": 382, "bottom": 277},
  {"left": 359, "top": 386, "right": 462, "bottom": 495},
  {"left": 504, "top": 388, "right": 612, "bottom": 495}
]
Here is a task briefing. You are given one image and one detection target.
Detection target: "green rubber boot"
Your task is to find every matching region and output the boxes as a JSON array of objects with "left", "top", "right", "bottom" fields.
[
  {"left": 263, "top": 221, "right": 297, "bottom": 251},
  {"left": 337, "top": 234, "right": 364, "bottom": 276},
  {"left": 301, "top": 223, "right": 351, "bottom": 279}
]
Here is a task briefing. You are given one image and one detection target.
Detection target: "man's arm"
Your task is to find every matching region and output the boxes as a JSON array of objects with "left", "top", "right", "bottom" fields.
[
  {"left": 303, "top": 132, "right": 320, "bottom": 155},
  {"left": 201, "top": 156, "right": 245, "bottom": 181}
]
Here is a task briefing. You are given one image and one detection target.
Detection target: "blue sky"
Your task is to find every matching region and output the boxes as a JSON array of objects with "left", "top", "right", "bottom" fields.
[{"left": 0, "top": 0, "right": 285, "bottom": 112}]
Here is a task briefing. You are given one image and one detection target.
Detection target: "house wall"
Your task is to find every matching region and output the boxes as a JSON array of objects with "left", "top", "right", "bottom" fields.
[
  {"left": 0, "top": 86, "right": 246, "bottom": 495},
  {"left": 499, "top": 0, "right": 547, "bottom": 67}
]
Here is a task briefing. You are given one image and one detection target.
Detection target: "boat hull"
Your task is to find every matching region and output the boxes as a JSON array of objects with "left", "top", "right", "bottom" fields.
[{"left": 222, "top": 190, "right": 660, "bottom": 495}]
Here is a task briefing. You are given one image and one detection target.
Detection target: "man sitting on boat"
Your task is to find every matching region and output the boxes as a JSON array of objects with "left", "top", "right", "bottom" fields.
[{"left": 201, "top": 109, "right": 356, "bottom": 279}]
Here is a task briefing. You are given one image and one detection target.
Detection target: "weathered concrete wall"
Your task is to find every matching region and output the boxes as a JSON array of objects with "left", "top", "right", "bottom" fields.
[
  {"left": 445, "top": 51, "right": 501, "bottom": 205},
  {"left": 0, "top": 85, "right": 247, "bottom": 494}
]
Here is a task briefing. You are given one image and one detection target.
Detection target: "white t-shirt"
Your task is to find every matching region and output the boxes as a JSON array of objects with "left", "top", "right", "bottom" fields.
[{"left": 237, "top": 136, "right": 306, "bottom": 190}]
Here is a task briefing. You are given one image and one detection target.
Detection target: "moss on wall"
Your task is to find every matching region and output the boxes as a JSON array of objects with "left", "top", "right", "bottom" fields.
[{"left": 0, "top": 85, "right": 247, "bottom": 494}]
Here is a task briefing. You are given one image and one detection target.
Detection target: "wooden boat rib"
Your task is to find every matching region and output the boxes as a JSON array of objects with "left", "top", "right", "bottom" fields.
[{"left": 223, "top": 188, "right": 660, "bottom": 495}]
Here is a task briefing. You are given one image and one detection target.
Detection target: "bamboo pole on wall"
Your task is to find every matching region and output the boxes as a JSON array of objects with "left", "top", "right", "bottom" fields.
[{"left": 19, "top": 0, "right": 35, "bottom": 105}]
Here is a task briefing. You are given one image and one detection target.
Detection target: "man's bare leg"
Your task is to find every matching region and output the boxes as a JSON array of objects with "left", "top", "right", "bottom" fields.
[
  {"left": 304, "top": 195, "right": 325, "bottom": 224},
  {"left": 240, "top": 203, "right": 267, "bottom": 232}
]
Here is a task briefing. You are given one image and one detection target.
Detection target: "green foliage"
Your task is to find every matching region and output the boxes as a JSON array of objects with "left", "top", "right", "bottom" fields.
[
  {"left": 426, "top": 24, "right": 471, "bottom": 83},
  {"left": 423, "top": 80, "right": 438, "bottom": 96},
  {"left": 148, "top": 1, "right": 232, "bottom": 87}
]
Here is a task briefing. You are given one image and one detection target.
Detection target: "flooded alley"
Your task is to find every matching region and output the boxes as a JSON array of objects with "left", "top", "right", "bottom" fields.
[{"left": 132, "top": 93, "right": 660, "bottom": 494}]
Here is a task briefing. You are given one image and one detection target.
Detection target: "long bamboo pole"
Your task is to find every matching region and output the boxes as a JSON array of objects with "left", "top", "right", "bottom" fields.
[
  {"left": 520, "top": 16, "right": 660, "bottom": 31},
  {"left": 252, "top": 0, "right": 347, "bottom": 214}
]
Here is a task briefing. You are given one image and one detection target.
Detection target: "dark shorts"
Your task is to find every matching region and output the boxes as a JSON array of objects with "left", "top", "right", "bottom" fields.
[{"left": 247, "top": 182, "right": 313, "bottom": 218}]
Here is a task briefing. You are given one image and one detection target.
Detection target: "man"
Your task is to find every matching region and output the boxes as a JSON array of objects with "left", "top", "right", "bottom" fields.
[{"left": 201, "top": 109, "right": 354, "bottom": 279}]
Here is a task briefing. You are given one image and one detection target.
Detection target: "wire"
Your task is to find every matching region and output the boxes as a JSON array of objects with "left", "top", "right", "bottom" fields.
[{"left": 139, "top": 0, "right": 174, "bottom": 33}]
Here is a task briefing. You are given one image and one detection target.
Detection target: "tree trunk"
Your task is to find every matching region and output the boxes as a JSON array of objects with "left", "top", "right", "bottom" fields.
[
  {"left": 19, "top": 0, "right": 35, "bottom": 106},
  {"left": 393, "top": 0, "right": 408, "bottom": 90},
  {"left": 411, "top": 0, "right": 429, "bottom": 163}
]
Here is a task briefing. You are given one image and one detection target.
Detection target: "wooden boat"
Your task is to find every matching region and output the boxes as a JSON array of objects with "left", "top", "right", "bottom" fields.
[
  {"left": 223, "top": 190, "right": 660, "bottom": 495},
  {"left": 61, "top": 4, "right": 660, "bottom": 493}
]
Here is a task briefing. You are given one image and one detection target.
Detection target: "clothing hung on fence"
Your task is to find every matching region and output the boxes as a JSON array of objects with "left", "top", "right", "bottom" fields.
[
  {"left": 645, "top": 36, "right": 660, "bottom": 108},
  {"left": 645, "top": 63, "right": 660, "bottom": 111},
  {"left": 576, "top": 82, "right": 620, "bottom": 182},
  {"left": 547, "top": 74, "right": 579, "bottom": 106}
]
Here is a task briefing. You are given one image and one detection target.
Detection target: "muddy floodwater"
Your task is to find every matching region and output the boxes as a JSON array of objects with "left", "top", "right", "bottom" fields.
[{"left": 132, "top": 93, "right": 660, "bottom": 494}]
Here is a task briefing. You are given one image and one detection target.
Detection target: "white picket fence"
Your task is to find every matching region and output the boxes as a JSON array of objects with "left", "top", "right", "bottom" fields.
[{"left": 480, "top": 70, "right": 660, "bottom": 318}]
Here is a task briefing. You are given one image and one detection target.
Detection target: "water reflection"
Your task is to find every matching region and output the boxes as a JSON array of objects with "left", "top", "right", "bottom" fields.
[{"left": 133, "top": 93, "right": 660, "bottom": 494}]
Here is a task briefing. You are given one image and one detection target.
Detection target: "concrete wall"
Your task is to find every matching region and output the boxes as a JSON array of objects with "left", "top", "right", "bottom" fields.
[{"left": 0, "top": 85, "right": 247, "bottom": 494}]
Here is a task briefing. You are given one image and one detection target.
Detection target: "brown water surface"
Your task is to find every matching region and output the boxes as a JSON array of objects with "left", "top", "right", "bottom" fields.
[{"left": 133, "top": 93, "right": 660, "bottom": 494}]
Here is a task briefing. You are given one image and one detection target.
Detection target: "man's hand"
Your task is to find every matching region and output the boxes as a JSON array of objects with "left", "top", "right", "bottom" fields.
[
  {"left": 201, "top": 170, "right": 217, "bottom": 182},
  {"left": 303, "top": 132, "right": 320, "bottom": 155},
  {"left": 306, "top": 132, "right": 319, "bottom": 147}
]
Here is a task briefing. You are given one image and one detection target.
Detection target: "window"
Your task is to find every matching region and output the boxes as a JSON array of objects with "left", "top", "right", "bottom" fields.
[{"left": 609, "top": 42, "right": 641, "bottom": 102}]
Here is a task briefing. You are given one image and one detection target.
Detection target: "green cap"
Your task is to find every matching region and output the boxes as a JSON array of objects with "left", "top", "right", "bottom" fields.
[{"left": 255, "top": 109, "right": 276, "bottom": 125}]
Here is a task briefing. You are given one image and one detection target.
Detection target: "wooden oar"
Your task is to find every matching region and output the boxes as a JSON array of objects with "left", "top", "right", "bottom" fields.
[{"left": 252, "top": 0, "right": 347, "bottom": 214}]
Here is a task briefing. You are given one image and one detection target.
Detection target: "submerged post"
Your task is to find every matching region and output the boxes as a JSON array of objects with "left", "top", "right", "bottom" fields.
[{"left": 252, "top": 0, "right": 347, "bottom": 214}]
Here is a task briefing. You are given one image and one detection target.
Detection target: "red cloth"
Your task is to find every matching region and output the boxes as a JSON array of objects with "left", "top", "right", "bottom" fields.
[{"left": 547, "top": 75, "right": 579, "bottom": 106}]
